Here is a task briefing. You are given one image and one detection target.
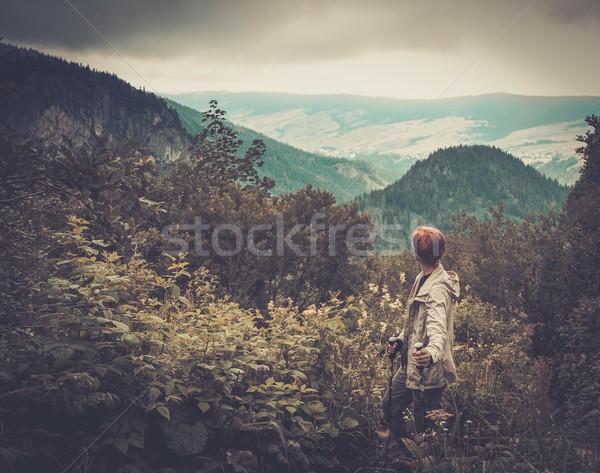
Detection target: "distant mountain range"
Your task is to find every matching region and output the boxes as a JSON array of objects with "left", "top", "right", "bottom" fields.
[
  {"left": 357, "top": 144, "right": 569, "bottom": 245},
  {"left": 166, "top": 91, "right": 600, "bottom": 186},
  {"left": 0, "top": 43, "right": 384, "bottom": 202}
]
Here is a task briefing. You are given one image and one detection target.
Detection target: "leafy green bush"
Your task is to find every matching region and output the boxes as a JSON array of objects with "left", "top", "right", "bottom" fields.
[{"left": 0, "top": 216, "right": 398, "bottom": 472}]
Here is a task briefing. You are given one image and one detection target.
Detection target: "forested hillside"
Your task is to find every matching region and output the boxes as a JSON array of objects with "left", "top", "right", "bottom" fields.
[
  {"left": 358, "top": 144, "right": 569, "bottom": 242},
  {"left": 0, "top": 43, "right": 189, "bottom": 163},
  {"left": 168, "top": 99, "right": 388, "bottom": 200},
  {"left": 0, "top": 42, "right": 386, "bottom": 202}
]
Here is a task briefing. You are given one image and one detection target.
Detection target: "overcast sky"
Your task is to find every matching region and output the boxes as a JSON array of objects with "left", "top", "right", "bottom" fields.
[{"left": 2, "top": 0, "right": 599, "bottom": 99}]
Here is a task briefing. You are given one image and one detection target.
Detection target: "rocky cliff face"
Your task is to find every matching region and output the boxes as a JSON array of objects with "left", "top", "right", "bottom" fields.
[
  {"left": 0, "top": 43, "right": 390, "bottom": 202},
  {"left": 0, "top": 44, "right": 190, "bottom": 163}
]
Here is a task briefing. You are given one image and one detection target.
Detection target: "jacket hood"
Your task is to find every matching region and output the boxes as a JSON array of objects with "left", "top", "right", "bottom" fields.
[
  {"left": 443, "top": 270, "right": 461, "bottom": 300},
  {"left": 415, "top": 263, "right": 460, "bottom": 301}
]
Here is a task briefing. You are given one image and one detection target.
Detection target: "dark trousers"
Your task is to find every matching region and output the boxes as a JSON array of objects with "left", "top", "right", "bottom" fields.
[{"left": 382, "top": 366, "right": 445, "bottom": 437}]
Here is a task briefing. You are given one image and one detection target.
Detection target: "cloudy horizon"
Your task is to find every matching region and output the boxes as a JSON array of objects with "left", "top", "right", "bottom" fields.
[{"left": 2, "top": 0, "right": 600, "bottom": 100}]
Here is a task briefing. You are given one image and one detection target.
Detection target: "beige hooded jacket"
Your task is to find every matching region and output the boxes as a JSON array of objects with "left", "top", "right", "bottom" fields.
[{"left": 400, "top": 263, "right": 460, "bottom": 390}]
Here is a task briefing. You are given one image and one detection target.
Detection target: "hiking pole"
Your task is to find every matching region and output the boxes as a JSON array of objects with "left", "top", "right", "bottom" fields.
[
  {"left": 414, "top": 341, "right": 427, "bottom": 432},
  {"left": 387, "top": 337, "right": 401, "bottom": 428},
  {"left": 383, "top": 336, "right": 401, "bottom": 465}
]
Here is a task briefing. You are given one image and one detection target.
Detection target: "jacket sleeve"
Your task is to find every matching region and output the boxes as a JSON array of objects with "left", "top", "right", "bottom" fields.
[{"left": 424, "top": 286, "right": 449, "bottom": 364}]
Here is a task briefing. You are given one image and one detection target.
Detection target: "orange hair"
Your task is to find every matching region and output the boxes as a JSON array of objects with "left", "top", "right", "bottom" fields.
[{"left": 411, "top": 226, "right": 446, "bottom": 267}]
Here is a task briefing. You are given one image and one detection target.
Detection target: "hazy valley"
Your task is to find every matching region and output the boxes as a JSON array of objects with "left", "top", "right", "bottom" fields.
[{"left": 167, "top": 91, "right": 600, "bottom": 185}]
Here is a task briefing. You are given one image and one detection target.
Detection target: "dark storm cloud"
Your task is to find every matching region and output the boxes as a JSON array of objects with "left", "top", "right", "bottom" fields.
[
  {"left": 1, "top": 0, "right": 598, "bottom": 61},
  {"left": 546, "top": 0, "right": 600, "bottom": 24}
]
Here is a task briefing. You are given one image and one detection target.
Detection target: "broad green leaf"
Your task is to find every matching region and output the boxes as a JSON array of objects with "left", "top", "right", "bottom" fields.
[
  {"left": 134, "top": 364, "right": 154, "bottom": 376},
  {"left": 341, "top": 417, "right": 359, "bottom": 429},
  {"left": 162, "top": 420, "right": 208, "bottom": 455},
  {"left": 52, "top": 347, "right": 75, "bottom": 366},
  {"left": 197, "top": 401, "right": 211, "bottom": 413},
  {"left": 128, "top": 431, "right": 144, "bottom": 449},
  {"left": 122, "top": 333, "right": 140, "bottom": 345},
  {"left": 157, "top": 406, "right": 170, "bottom": 421},
  {"left": 114, "top": 439, "right": 129, "bottom": 455},
  {"left": 148, "top": 387, "right": 161, "bottom": 404},
  {"left": 292, "top": 370, "right": 308, "bottom": 382},
  {"left": 111, "top": 320, "right": 130, "bottom": 333},
  {"left": 317, "top": 422, "right": 339, "bottom": 438},
  {"left": 139, "top": 314, "right": 165, "bottom": 324},
  {"left": 159, "top": 303, "right": 172, "bottom": 314}
]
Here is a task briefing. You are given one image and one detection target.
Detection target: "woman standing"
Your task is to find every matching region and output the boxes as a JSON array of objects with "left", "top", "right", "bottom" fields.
[{"left": 382, "top": 226, "right": 460, "bottom": 439}]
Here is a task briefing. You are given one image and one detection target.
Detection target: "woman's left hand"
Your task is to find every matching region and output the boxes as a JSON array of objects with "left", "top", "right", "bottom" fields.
[{"left": 413, "top": 348, "right": 432, "bottom": 368}]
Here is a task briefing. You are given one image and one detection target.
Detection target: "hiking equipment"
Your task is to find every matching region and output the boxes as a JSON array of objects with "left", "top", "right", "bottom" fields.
[
  {"left": 414, "top": 341, "right": 427, "bottom": 431},
  {"left": 387, "top": 336, "right": 401, "bottom": 421}
]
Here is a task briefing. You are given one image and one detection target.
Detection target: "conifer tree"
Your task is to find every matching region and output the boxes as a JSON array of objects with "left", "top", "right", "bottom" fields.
[{"left": 560, "top": 115, "right": 600, "bottom": 307}]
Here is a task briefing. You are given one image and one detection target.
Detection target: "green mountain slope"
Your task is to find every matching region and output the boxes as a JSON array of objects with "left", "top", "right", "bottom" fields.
[
  {"left": 167, "top": 99, "right": 388, "bottom": 201},
  {"left": 357, "top": 145, "right": 569, "bottom": 238}
]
